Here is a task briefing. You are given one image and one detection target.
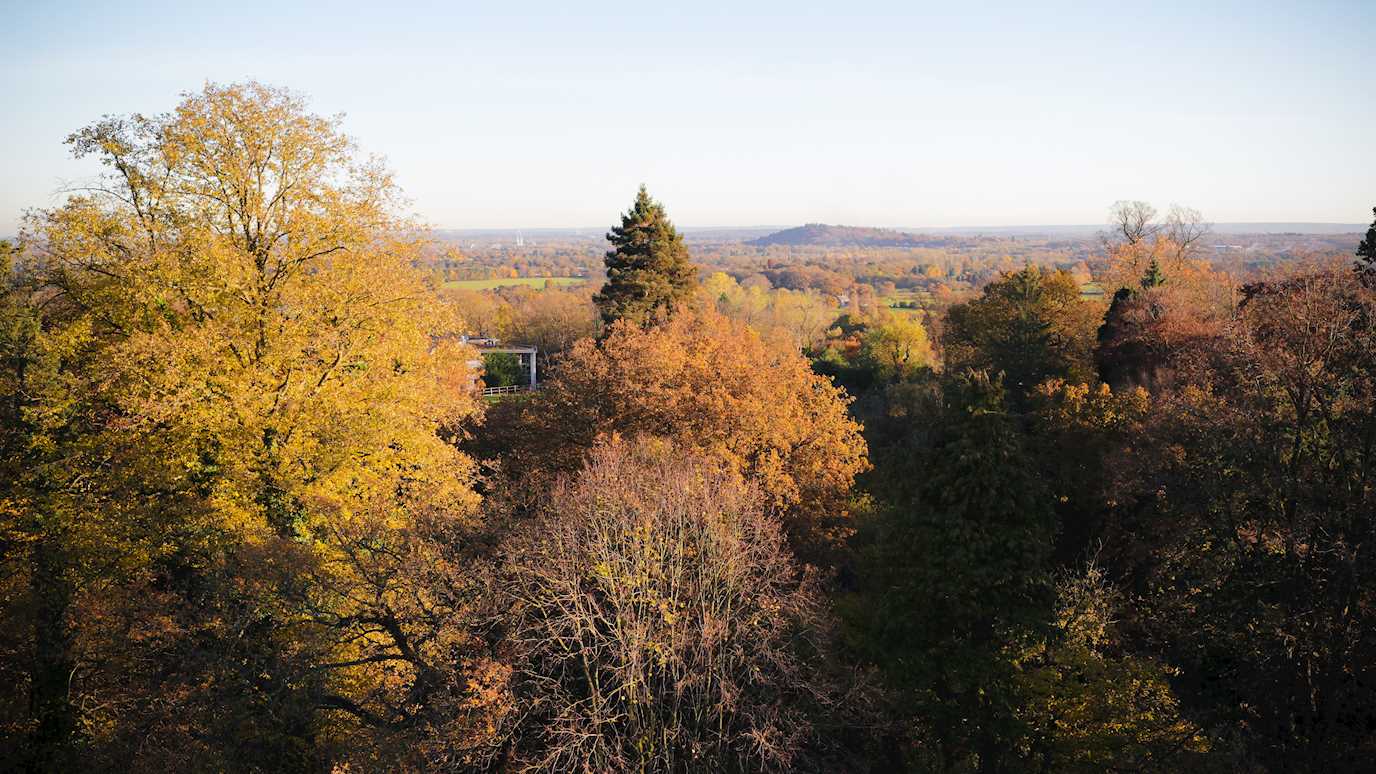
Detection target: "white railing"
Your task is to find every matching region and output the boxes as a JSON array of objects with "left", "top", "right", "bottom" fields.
[{"left": 481, "top": 384, "right": 534, "bottom": 397}]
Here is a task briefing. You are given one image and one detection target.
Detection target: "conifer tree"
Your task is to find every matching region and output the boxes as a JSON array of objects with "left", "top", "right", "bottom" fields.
[
  {"left": 1357, "top": 206, "right": 1376, "bottom": 282},
  {"left": 594, "top": 185, "right": 698, "bottom": 327},
  {"left": 942, "top": 265, "right": 1100, "bottom": 398},
  {"left": 1140, "top": 257, "right": 1166, "bottom": 289},
  {"left": 848, "top": 371, "right": 1057, "bottom": 769}
]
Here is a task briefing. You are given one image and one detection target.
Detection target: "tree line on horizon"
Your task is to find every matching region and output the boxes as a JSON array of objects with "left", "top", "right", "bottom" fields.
[{"left": 2, "top": 82, "right": 1375, "bottom": 772}]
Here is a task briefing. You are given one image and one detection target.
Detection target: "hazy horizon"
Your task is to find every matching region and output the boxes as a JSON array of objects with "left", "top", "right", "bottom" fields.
[
  {"left": 8, "top": 221, "right": 1368, "bottom": 243},
  {"left": 438, "top": 221, "right": 1368, "bottom": 233},
  {"left": 5, "top": 1, "right": 1373, "bottom": 236}
]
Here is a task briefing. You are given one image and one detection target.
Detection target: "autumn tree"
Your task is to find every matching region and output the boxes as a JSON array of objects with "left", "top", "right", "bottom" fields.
[
  {"left": 500, "top": 439, "right": 866, "bottom": 771},
  {"left": 480, "top": 307, "right": 867, "bottom": 554},
  {"left": 859, "top": 314, "right": 933, "bottom": 383},
  {"left": 1099, "top": 201, "right": 1216, "bottom": 300},
  {"left": 1103, "top": 202, "right": 1209, "bottom": 270},
  {"left": 593, "top": 185, "right": 698, "bottom": 327},
  {"left": 499, "top": 283, "right": 599, "bottom": 363},
  {"left": 853, "top": 367, "right": 1205, "bottom": 770},
  {"left": 0, "top": 237, "right": 101, "bottom": 770},
  {"left": 1094, "top": 280, "right": 1228, "bottom": 391},
  {"left": 699, "top": 271, "right": 838, "bottom": 350},
  {"left": 1109, "top": 259, "right": 1376, "bottom": 769},
  {"left": 1012, "top": 560, "right": 1210, "bottom": 772},
  {"left": 1091, "top": 207, "right": 1231, "bottom": 392},
  {"left": 1023, "top": 379, "right": 1152, "bottom": 564},
  {"left": 1095, "top": 202, "right": 1238, "bottom": 391},
  {"left": 3, "top": 83, "right": 481, "bottom": 770}
]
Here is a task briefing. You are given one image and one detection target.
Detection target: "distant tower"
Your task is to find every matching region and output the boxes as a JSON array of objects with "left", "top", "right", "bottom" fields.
[{"left": 515, "top": 231, "right": 525, "bottom": 248}]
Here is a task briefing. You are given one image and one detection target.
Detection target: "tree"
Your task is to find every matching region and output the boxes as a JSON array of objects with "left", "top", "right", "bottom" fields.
[
  {"left": 853, "top": 369, "right": 1204, "bottom": 772},
  {"left": 481, "top": 350, "right": 525, "bottom": 387},
  {"left": 1140, "top": 258, "right": 1166, "bottom": 289},
  {"left": 480, "top": 307, "right": 868, "bottom": 554},
  {"left": 1100, "top": 202, "right": 1212, "bottom": 294},
  {"left": 1111, "top": 259, "right": 1376, "bottom": 770},
  {"left": 500, "top": 439, "right": 862, "bottom": 771},
  {"left": 1104, "top": 202, "right": 1207, "bottom": 259},
  {"left": 593, "top": 185, "right": 698, "bottom": 327},
  {"left": 1013, "top": 560, "right": 1210, "bottom": 772},
  {"left": 1094, "top": 280, "right": 1227, "bottom": 391},
  {"left": 846, "top": 371, "right": 1058, "bottom": 770},
  {"left": 0, "top": 237, "right": 97, "bottom": 769},
  {"left": 1106, "top": 200, "right": 1160, "bottom": 246},
  {"left": 697, "top": 271, "right": 839, "bottom": 350},
  {"left": 500, "top": 284, "right": 599, "bottom": 364},
  {"left": 1357, "top": 205, "right": 1376, "bottom": 282},
  {"left": 4, "top": 83, "right": 482, "bottom": 769},
  {"left": 860, "top": 314, "right": 933, "bottom": 382},
  {"left": 943, "top": 266, "right": 1102, "bottom": 398},
  {"left": 1162, "top": 205, "right": 1210, "bottom": 263}
]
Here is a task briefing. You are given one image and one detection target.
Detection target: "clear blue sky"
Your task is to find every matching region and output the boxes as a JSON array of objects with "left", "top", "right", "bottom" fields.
[{"left": 4, "top": 0, "right": 1373, "bottom": 234}]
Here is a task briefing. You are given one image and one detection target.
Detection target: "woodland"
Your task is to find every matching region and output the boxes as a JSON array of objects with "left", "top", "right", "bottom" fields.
[{"left": 2, "top": 82, "right": 1375, "bottom": 772}]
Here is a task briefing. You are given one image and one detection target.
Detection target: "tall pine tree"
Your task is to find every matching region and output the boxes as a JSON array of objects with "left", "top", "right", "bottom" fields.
[{"left": 594, "top": 185, "right": 698, "bottom": 327}]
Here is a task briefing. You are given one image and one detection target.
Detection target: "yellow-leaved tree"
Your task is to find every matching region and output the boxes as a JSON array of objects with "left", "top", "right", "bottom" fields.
[
  {"left": 4, "top": 83, "right": 481, "bottom": 770},
  {"left": 860, "top": 313, "right": 934, "bottom": 382}
]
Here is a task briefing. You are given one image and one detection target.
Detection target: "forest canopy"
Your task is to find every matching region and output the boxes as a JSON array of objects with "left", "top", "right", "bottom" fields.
[{"left": 3, "top": 82, "right": 1374, "bottom": 773}]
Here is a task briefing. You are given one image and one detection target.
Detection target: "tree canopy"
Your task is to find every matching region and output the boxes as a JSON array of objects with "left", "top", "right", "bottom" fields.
[
  {"left": 498, "top": 439, "right": 859, "bottom": 770},
  {"left": 6, "top": 81, "right": 1376, "bottom": 773},
  {"left": 2, "top": 82, "right": 481, "bottom": 770},
  {"left": 942, "top": 265, "right": 1101, "bottom": 397},
  {"left": 482, "top": 306, "right": 868, "bottom": 553},
  {"left": 593, "top": 185, "right": 699, "bottom": 327}
]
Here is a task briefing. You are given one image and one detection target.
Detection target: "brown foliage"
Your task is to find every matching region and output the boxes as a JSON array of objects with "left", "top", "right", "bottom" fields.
[
  {"left": 498, "top": 439, "right": 866, "bottom": 772},
  {"left": 1094, "top": 282, "right": 1230, "bottom": 391},
  {"left": 1104, "top": 258, "right": 1376, "bottom": 769}
]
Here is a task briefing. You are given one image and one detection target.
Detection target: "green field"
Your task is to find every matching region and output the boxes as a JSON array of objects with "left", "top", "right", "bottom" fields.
[
  {"left": 882, "top": 290, "right": 933, "bottom": 314},
  {"left": 444, "top": 276, "right": 587, "bottom": 290}
]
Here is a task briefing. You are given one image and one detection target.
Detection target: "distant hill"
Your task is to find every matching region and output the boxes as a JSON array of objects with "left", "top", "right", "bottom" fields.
[
  {"left": 901, "top": 223, "right": 1367, "bottom": 237},
  {"left": 748, "top": 223, "right": 948, "bottom": 247},
  {"left": 432, "top": 222, "right": 1367, "bottom": 246}
]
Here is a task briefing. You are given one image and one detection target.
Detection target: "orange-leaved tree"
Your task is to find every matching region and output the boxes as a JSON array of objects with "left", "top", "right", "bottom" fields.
[{"left": 485, "top": 307, "right": 868, "bottom": 552}]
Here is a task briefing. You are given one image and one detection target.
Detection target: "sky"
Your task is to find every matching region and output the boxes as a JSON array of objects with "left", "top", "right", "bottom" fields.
[{"left": 3, "top": 0, "right": 1373, "bottom": 235}]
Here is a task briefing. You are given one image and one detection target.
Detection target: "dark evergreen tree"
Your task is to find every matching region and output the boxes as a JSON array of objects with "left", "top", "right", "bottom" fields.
[
  {"left": 1095, "top": 287, "right": 1153, "bottom": 389},
  {"left": 594, "top": 185, "right": 698, "bottom": 327},
  {"left": 1357, "top": 205, "right": 1376, "bottom": 283},
  {"left": 846, "top": 371, "right": 1057, "bottom": 770},
  {"left": 1140, "top": 257, "right": 1166, "bottom": 289},
  {"left": 942, "top": 265, "right": 1100, "bottom": 402}
]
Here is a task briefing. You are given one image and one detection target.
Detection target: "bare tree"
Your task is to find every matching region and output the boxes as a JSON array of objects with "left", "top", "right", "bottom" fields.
[
  {"left": 1099, "top": 201, "right": 1214, "bottom": 292},
  {"left": 1105, "top": 201, "right": 1160, "bottom": 247},
  {"left": 1163, "top": 205, "right": 1211, "bottom": 263},
  {"left": 500, "top": 438, "right": 865, "bottom": 772}
]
